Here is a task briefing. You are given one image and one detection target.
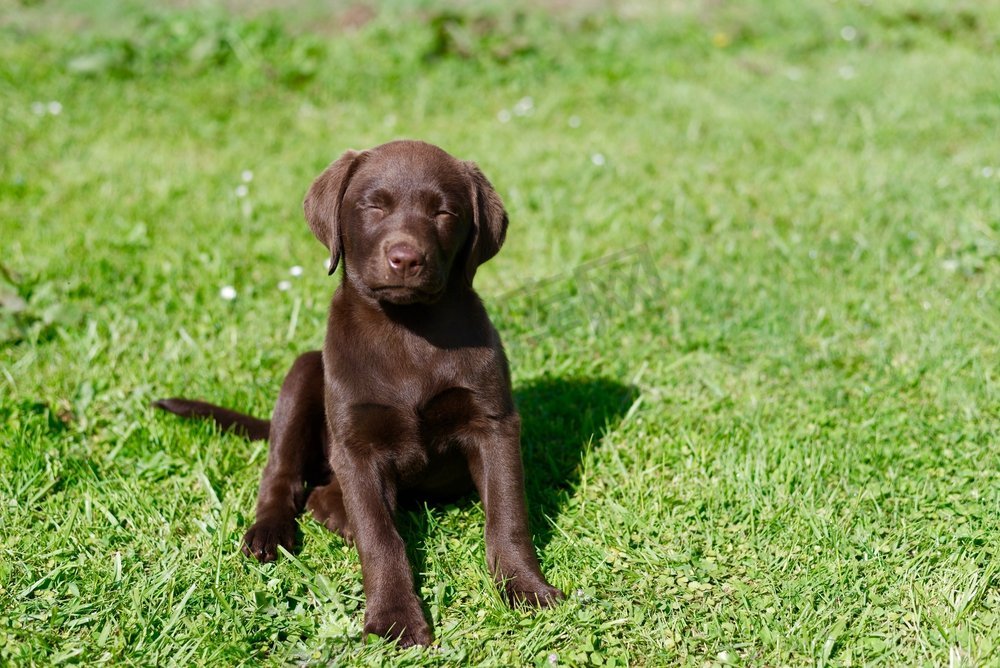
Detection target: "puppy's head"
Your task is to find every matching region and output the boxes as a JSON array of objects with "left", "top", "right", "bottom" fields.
[{"left": 304, "top": 140, "right": 508, "bottom": 305}]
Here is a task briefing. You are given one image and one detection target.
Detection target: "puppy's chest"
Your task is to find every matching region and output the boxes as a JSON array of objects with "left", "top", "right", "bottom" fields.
[
  {"left": 344, "top": 385, "right": 484, "bottom": 483},
  {"left": 329, "top": 321, "right": 503, "bottom": 472},
  {"left": 346, "top": 385, "right": 483, "bottom": 449}
]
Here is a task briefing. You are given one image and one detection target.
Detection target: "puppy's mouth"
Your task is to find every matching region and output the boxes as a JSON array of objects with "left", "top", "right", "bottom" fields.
[{"left": 369, "top": 284, "right": 446, "bottom": 305}]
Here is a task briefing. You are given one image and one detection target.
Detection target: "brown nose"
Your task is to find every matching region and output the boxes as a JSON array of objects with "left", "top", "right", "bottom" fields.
[{"left": 386, "top": 243, "right": 424, "bottom": 278}]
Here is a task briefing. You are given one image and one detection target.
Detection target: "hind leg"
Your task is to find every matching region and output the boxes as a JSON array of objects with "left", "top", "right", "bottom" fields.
[
  {"left": 306, "top": 479, "right": 354, "bottom": 544},
  {"left": 242, "top": 350, "right": 326, "bottom": 562}
]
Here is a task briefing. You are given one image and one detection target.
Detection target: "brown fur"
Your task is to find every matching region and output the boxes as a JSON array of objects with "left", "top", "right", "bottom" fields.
[{"left": 155, "top": 140, "right": 562, "bottom": 647}]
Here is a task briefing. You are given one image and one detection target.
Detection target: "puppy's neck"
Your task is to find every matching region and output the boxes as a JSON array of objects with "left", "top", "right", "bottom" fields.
[{"left": 336, "top": 278, "right": 488, "bottom": 350}]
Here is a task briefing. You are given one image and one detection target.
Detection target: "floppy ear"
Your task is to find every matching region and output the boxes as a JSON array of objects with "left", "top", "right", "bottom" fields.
[
  {"left": 464, "top": 161, "right": 509, "bottom": 285},
  {"left": 303, "top": 149, "right": 362, "bottom": 275}
]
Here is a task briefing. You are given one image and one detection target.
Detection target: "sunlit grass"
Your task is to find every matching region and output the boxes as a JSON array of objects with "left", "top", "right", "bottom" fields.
[{"left": 1, "top": 1, "right": 998, "bottom": 665}]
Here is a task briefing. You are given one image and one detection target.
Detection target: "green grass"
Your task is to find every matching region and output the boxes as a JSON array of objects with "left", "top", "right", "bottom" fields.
[{"left": 2, "top": 0, "right": 998, "bottom": 664}]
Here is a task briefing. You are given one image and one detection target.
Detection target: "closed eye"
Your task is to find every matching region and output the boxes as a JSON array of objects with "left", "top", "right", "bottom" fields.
[{"left": 435, "top": 210, "right": 456, "bottom": 219}]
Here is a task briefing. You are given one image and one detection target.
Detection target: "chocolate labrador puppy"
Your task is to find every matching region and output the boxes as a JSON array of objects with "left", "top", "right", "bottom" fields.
[{"left": 156, "top": 140, "right": 562, "bottom": 646}]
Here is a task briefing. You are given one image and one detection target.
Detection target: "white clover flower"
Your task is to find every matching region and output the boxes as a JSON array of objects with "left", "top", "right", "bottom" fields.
[
  {"left": 220, "top": 285, "right": 237, "bottom": 300},
  {"left": 838, "top": 65, "right": 856, "bottom": 79},
  {"left": 513, "top": 96, "right": 534, "bottom": 116},
  {"left": 31, "top": 102, "right": 46, "bottom": 115},
  {"left": 568, "top": 115, "right": 581, "bottom": 128},
  {"left": 289, "top": 265, "right": 303, "bottom": 277},
  {"left": 591, "top": 153, "right": 606, "bottom": 167},
  {"left": 241, "top": 170, "right": 254, "bottom": 183},
  {"left": 980, "top": 166, "right": 995, "bottom": 178},
  {"left": 278, "top": 280, "right": 292, "bottom": 291},
  {"left": 47, "top": 101, "right": 63, "bottom": 115},
  {"left": 497, "top": 109, "right": 512, "bottom": 123},
  {"left": 235, "top": 184, "right": 249, "bottom": 198},
  {"left": 840, "top": 26, "right": 857, "bottom": 41}
]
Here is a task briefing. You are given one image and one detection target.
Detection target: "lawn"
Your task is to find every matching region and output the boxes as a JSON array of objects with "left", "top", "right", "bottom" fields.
[{"left": 1, "top": 0, "right": 998, "bottom": 665}]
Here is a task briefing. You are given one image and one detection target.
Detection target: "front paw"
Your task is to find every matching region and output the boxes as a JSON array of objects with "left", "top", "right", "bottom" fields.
[
  {"left": 242, "top": 519, "right": 295, "bottom": 563},
  {"left": 363, "top": 600, "right": 432, "bottom": 647},
  {"left": 503, "top": 577, "right": 564, "bottom": 609}
]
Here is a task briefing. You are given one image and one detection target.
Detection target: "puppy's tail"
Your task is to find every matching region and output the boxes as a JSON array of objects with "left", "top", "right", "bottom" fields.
[{"left": 154, "top": 398, "right": 271, "bottom": 441}]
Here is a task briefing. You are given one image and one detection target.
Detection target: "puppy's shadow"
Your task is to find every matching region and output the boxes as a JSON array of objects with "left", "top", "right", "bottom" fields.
[
  {"left": 399, "top": 376, "right": 636, "bottom": 598},
  {"left": 515, "top": 377, "right": 637, "bottom": 550}
]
